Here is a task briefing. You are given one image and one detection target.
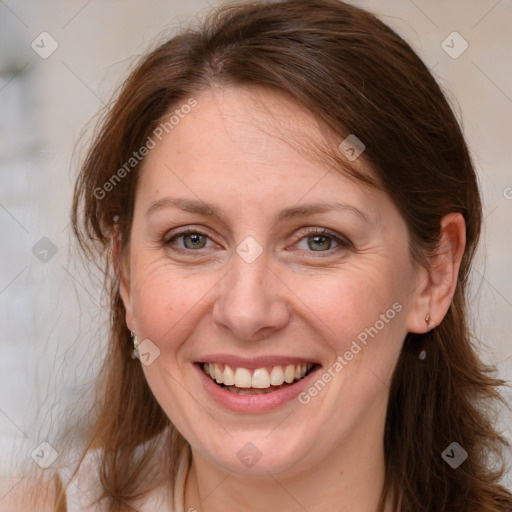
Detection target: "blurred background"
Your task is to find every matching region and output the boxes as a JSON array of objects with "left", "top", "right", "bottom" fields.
[{"left": 1, "top": 0, "right": 511, "bottom": 492}]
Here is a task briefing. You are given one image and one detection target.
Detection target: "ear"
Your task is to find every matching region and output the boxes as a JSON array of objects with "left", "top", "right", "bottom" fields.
[
  {"left": 111, "top": 226, "right": 136, "bottom": 332},
  {"left": 406, "top": 213, "right": 466, "bottom": 334}
]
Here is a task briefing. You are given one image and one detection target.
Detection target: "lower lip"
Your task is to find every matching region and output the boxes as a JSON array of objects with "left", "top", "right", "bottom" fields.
[{"left": 195, "top": 363, "right": 321, "bottom": 413}]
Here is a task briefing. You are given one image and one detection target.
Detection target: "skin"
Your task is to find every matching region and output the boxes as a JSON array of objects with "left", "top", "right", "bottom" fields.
[{"left": 118, "top": 85, "right": 466, "bottom": 512}]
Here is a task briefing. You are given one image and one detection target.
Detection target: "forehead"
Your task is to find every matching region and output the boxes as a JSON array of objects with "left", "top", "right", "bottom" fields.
[
  {"left": 148, "top": 86, "right": 330, "bottom": 173},
  {"left": 135, "top": 85, "right": 382, "bottom": 221}
]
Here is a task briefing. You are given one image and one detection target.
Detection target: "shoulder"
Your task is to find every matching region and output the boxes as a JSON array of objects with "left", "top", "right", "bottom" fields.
[
  {"left": 0, "top": 446, "right": 104, "bottom": 512},
  {"left": 59, "top": 445, "right": 106, "bottom": 512},
  {"left": 0, "top": 431, "right": 186, "bottom": 512},
  {"left": 0, "top": 470, "right": 60, "bottom": 512}
]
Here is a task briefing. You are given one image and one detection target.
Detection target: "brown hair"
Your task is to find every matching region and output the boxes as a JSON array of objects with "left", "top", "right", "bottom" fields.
[{"left": 41, "top": 0, "right": 512, "bottom": 510}]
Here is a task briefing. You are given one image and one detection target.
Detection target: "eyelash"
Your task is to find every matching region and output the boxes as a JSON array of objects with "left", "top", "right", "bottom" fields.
[{"left": 162, "top": 227, "right": 352, "bottom": 256}]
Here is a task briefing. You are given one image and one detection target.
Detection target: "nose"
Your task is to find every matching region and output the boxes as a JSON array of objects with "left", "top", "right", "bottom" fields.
[{"left": 212, "top": 247, "right": 290, "bottom": 342}]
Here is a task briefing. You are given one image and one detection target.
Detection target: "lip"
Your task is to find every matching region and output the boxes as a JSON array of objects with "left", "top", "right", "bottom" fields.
[{"left": 195, "top": 361, "right": 322, "bottom": 413}]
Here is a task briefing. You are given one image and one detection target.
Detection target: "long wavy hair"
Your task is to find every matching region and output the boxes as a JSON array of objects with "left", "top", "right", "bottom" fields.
[{"left": 24, "top": 0, "right": 512, "bottom": 510}]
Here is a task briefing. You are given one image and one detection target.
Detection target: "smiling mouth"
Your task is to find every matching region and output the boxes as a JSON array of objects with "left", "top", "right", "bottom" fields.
[{"left": 201, "top": 362, "right": 317, "bottom": 395}]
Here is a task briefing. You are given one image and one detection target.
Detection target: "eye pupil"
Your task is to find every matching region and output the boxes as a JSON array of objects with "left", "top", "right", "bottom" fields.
[
  {"left": 184, "top": 233, "right": 206, "bottom": 249},
  {"left": 308, "top": 235, "right": 331, "bottom": 251}
]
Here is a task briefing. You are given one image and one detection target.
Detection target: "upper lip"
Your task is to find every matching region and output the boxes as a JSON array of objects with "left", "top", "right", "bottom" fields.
[{"left": 197, "top": 354, "right": 321, "bottom": 370}]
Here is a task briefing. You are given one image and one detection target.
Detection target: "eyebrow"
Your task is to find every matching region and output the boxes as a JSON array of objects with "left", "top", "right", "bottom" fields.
[{"left": 145, "top": 196, "right": 370, "bottom": 224}]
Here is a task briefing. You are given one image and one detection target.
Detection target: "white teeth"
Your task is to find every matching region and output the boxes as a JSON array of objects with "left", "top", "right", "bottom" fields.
[
  {"left": 270, "top": 365, "right": 285, "bottom": 386},
  {"left": 234, "top": 368, "right": 252, "bottom": 388},
  {"left": 252, "top": 368, "right": 270, "bottom": 388},
  {"left": 284, "top": 364, "right": 296, "bottom": 383},
  {"left": 223, "top": 364, "right": 235, "bottom": 386},
  {"left": 202, "top": 362, "right": 314, "bottom": 390},
  {"left": 214, "top": 363, "right": 223, "bottom": 383}
]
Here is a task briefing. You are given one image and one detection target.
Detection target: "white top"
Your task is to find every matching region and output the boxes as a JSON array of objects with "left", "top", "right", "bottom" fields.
[{"left": 57, "top": 440, "right": 190, "bottom": 512}]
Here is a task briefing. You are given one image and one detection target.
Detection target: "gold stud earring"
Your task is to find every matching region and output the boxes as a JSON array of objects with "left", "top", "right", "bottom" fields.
[{"left": 425, "top": 313, "right": 431, "bottom": 326}]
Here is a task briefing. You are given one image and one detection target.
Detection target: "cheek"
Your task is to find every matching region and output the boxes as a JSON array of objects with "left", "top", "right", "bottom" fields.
[
  {"left": 290, "top": 265, "right": 403, "bottom": 342},
  {"left": 290, "top": 263, "right": 408, "bottom": 391},
  {"left": 129, "top": 265, "right": 214, "bottom": 352},
  {"left": 297, "top": 275, "right": 406, "bottom": 413}
]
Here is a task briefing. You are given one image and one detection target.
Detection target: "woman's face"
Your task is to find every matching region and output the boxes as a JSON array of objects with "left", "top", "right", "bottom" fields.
[{"left": 120, "top": 86, "right": 424, "bottom": 477}]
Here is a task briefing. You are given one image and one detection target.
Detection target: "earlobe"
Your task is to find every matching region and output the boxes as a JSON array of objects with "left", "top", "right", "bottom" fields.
[{"left": 406, "top": 213, "right": 466, "bottom": 334}]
